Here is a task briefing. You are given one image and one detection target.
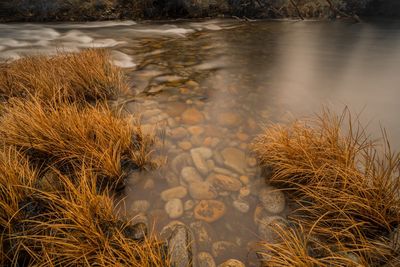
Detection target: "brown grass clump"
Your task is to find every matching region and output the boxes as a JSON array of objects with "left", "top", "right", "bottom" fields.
[
  {"left": 0, "top": 98, "right": 156, "bottom": 191},
  {"left": 252, "top": 109, "right": 400, "bottom": 266},
  {"left": 0, "top": 149, "right": 167, "bottom": 266},
  {"left": 0, "top": 49, "right": 129, "bottom": 103}
]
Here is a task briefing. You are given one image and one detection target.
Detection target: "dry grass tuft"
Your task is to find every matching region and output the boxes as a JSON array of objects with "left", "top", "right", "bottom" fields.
[
  {"left": 252, "top": 109, "right": 400, "bottom": 266},
  {"left": 0, "top": 150, "right": 168, "bottom": 266},
  {"left": 0, "top": 49, "right": 169, "bottom": 266},
  {"left": 0, "top": 98, "right": 156, "bottom": 191},
  {"left": 0, "top": 49, "right": 129, "bottom": 103}
]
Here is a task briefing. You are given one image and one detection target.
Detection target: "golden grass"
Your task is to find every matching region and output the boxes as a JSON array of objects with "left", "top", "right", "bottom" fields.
[
  {"left": 0, "top": 49, "right": 129, "bottom": 103},
  {"left": 0, "top": 49, "right": 169, "bottom": 266},
  {"left": 252, "top": 109, "right": 400, "bottom": 266},
  {"left": 0, "top": 150, "right": 167, "bottom": 266},
  {"left": 0, "top": 98, "right": 156, "bottom": 191}
]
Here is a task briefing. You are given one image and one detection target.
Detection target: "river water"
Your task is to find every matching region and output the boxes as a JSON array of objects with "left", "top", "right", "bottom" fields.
[{"left": 1, "top": 19, "right": 400, "bottom": 265}]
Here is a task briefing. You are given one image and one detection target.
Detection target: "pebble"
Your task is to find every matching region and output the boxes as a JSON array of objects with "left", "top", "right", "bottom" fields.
[
  {"left": 189, "top": 181, "right": 218, "bottom": 200},
  {"left": 184, "top": 200, "right": 195, "bottom": 211},
  {"left": 165, "top": 198, "right": 184, "bottom": 219},
  {"left": 239, "top": 187, "right": 251, "bottom": 198},
  {"left": 214, "top": 167, "right": 238, "bottom": 177},
  {"left": 191, "top": 148, "right": 210, "bottom": 175},
  {"left": 143, "top": 178, "right": 155, "bottom": 190},
  {"left": 217, "top": 259, "right": 245, "bottom": 267},
  {"left": 217, "top": 112, "right": 242, "bottom": 127},
  {"left": 197, "top": 252, "right": 216, "bottom": 267},
  {"left": 161, "top": 221, "right": 193, "bottom": 267},
  {"left": 246, "top": 157, "right": 257, "bottom": 167},
  {"left": 257, "top": 215, "right": 288, "bottom": 243},
  {"left": 181, "top": 166, "right": 203, "bottom": 185},
  {"left": 161, "top": 186, "right": 188, "bottom": 201},
  {"left": 178, "top": 141, "right": 192, "bottom": 150},
  {"left": 171, "top": 153, "right": 192, "bottom": 174},
  {"left": 221, "top": 147, "right": 247, "bottom": 174},
  {"left": 207, "top": 174, "right": 242, "bottom": 192},
  {"left": 182, "top": 108, "right": 205, "bottom": 124},
  {"left": 236, "top": 132, "right": 249, "bottom": 141},
  {"left": 194, "top": 200, "right": 226, "bottom": 223},
  {"left": 169, "top": 127, "right": 188, "bottom": 140},
  {"left": 233, "top": 200, "right": 250, "bottom": 213},
  {"left": 239, "top": 175, "right": 249, "bottom": 185},
  {"left": 258, "top": 186, "right": 286, "bottom": 214},
  {"left": 188, "top": 126, "right": 204, "bottom": 136}
]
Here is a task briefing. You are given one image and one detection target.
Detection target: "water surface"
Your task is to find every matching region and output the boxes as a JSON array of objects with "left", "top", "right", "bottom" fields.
[{"left": 2, "top": 19, "right": 400, "bottom": 265}]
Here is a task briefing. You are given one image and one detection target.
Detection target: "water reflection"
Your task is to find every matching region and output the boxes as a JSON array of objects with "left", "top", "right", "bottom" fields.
[{"left": 2, "top": 19, "right": 400, "bottom": 265}]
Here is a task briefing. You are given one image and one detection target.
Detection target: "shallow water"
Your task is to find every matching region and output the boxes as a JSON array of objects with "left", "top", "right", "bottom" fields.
[{"left": 2, "top": 19, "right": 400, "bottom": 265}]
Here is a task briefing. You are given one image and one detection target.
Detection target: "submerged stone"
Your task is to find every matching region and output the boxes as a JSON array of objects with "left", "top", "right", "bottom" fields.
[
  {"left": 165, "top": 198, "right": 184, "bottom": 219},
  {"left": 258, "top": 186, "right": 286, "bottom": 214},
  {"left": 221, "top": 147, "right": 246, "bottom": 174},
  {"left": 197, "top": 252, "right": 216, "bottom": 267},
  {"left": 217, "top": 259, "right": 245, "bottom": 267},
  {"left": 189, "top": 181, "right": 218, "bottom": 200},
  {"left": 194, "top": 200, "right": 226, "bottom": 223},
  {"left": 161, "top": 186, "right": 188, "bottom": 201},
  {"left": 207, "top": 174, "right": 242, "bottom": 192},
  {"left": 161, "top": 221, "right": 194, "bottom": 267},
  {"left": 182, "top": 108, "right": 205, "bottom": 124}
]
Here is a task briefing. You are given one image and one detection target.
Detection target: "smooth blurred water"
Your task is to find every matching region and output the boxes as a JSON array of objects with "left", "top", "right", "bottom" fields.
[{"left": 2, "top": 19, "right": 400, "bottom": 265}]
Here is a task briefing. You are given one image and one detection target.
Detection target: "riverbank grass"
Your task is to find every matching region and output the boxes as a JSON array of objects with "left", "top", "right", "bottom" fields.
[
  {"left": 0, "top": 49, "right": 169, "bottom": 266},
  {"left": 252, "top": 109, "right": 400, "bottom": 266},
  {"left": 0, "top": 49, "right": 129, "bottom": 103}
]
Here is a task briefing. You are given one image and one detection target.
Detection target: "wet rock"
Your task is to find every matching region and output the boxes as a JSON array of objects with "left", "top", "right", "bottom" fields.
[
  {"left": 171, "top": 153, "right": 192, "bottom": 174},
  {"left": 161, "top": 221, "right": 194, "bottom": 267},
  {"left": 239, "top": 175, "right": 249, "bottom": 185},
  {"left": 182, "top": 108, "right": 205, "bottom": 124},
  {"left": 233, "top": 200, "right": 250, "bottom": 213},
  {"left": 191, "top": 135, "right": 205, "bottom": 147},
  {"left": 214, "top": 167, "right": 238, "bottom": 178},
  {"left": 143, "top": 178, "right": 155, "bottom": 190},
  {"left": 258, "top": 186, "right": 286, "bottom": 214},
  {"left": 253, "top": 205, "right": 265, "bottom": 224},
  {"left": 189, "top": 181, "right": 218, "bottom": 200},
  {"left": 165, "top": 198, "right": 184, "bottom": 219},
  {"left": 161, "top": 186, "right": 188, "bottom": 201},
  {"left": 181, "top": 166, "right": 203, "bottom": 185},
  {"left": 179, "top": 141, "right": 192, "bottom": 150},
  {"left": 169, "top": 127, "right": 188, "bottom": 140},
  {"left": 165, "top": 102, "right": 187, "bottom": 117},
  {"left": 192, "top": 147, "right": 213, "bottom": 158},
  {"left": 190, "top": 221, "right": 214, "bottom": 250},
  {"left": 191, "top": 148, "right": 211, "bottom": 175},
  {"left": 194, "top": 200, "right": 226, "bottom": 223},
  {"left": 130, "top": 200, "right": 150, "bottom": 214},
  {"left": 186, "top": 80, "right": 200, "bottom": 88},
  {"left": 207, "top": 159, "right": 215, "bottom": 170},
  {"left": 217, "top": 112, "right": 242, "bottom": 127},
  {"left": 197, "top": 252, "right": 216, "bottom": 267},
  {"left": 258, "top": 215, "right": 288, "bottom": 243},
  {"left": 211, "top": 241, "right": 238, "bottom": 259},
  {"left": 239, "top": 187, "right": 250, "bottom": 198},
  {"left": 188, "top": 126, "right": 205, "bottom": 136},
  {"left": 184, "top": 200, "right": 195, "bottom": 211},
  {"left": 236, "top": 132, "right": 249, "bottom": 141},
  {"left": 207, "top": 174, "right": 242, "bottom": 192},
  {"left": 246, "top": 157, "right": 257, "bottom": 167},
  {"left": 221, "top": 147, "right": 246, "bottom": 174},
  {"left": 217, "top": 259, "right": 245, "bottom": 267}
]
